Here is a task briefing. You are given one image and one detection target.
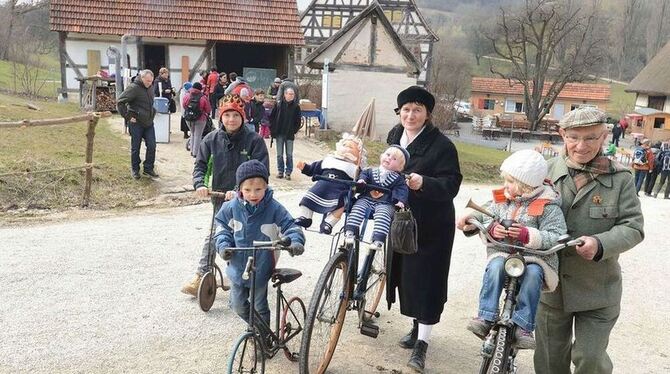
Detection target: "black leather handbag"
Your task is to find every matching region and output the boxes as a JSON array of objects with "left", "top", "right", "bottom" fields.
[{"left": 389, "top": 208, "right": 418, "bottom": 255}]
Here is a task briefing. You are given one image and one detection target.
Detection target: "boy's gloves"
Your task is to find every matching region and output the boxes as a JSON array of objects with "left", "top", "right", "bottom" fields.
[
  {"left": 287, "top": 244, "right": 304, "bottom": 257},
  {"left": 221, "top": 249, "right": 233, "bottom": 261}
]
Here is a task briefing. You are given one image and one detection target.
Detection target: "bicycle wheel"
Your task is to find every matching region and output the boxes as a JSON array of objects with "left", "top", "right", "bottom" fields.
[
  {"left": 299, "top": 251, "right": 350, "bottom": 374},
  {"left": 486, "top": 327, "right": 512, "bottom": 374},
  {"left": 281, "top": 296, "right": 307, "bottom": 362},
  {"left": 362, "top": 248, "right": 386, "bottom": 321},
  {"left": 198, "top": 270, "right": 216, "bottom": 312},
  {"left": 227, "top": 332, "right": 265, "bottom": 374}
]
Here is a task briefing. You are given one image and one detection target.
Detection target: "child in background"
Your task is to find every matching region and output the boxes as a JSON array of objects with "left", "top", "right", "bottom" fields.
[
  {"left": 215, "top": 160, "right": 305, "bottom": 330},
  {"left": 456, "top": 149, "right": 567, "bottom": 350},
  {"left": 260, "top": 98, "right": 273, "bottom": 139},
  {"left": 245, "top": 89, "right": 266, "bottom": 134}
]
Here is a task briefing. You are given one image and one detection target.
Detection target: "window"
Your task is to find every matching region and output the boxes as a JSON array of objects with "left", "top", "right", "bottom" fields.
[
  {"left": 332, "top": 15, "right": 342, "bottom": 28},
  {"left": 654, "top": 117, "right": 666, "bottom": 129},
  {"left": 322, "top": 15, "right": 331, "bottom": 27},
  {"left": 393, "top": 10, "right": 403, "bottom": 22},
  {"left": 570, "top": 104, "right": 579, "bottom": 111},
  {"left": 482, "top": 99, "right": 495, "bottom": 110},
  {"left": 649, "top": 96, "right": 666, "bottom": 111},
  {"left": 505, "top": 99, "right": 523, "bottom": 113}
]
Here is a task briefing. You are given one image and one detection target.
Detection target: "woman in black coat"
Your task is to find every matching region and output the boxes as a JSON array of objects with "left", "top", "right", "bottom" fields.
[{"left": 385, "top": 86, "right": 462, "bottom": 373}]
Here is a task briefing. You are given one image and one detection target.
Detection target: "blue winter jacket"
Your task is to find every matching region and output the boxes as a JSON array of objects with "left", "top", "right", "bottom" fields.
[{"left": 214, "top": 188, "right": 305, "bottom": 287}]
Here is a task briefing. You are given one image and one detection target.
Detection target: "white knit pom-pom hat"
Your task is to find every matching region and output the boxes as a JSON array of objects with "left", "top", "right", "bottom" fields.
[{"left": 499, "top": 149, "right": 548, "bottom": 187}]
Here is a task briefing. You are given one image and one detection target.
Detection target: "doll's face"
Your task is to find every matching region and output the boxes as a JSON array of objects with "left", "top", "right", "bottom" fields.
[{"left": 380, "top": 148, "right": 405, "bottom": 172}]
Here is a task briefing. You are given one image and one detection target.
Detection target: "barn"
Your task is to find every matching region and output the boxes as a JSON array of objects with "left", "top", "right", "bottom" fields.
[{"left": 49, "top": 0, "right": 304, "bottom": 98}]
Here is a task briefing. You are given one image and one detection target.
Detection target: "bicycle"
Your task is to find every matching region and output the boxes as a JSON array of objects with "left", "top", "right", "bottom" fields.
[
  {"left": 299, "top": 175, "right": 392, "bottom": 374},
  {"left": 198, "top": 189, "right": 232, "bottom": 312},
  {"left": 463, "top": 201, "right": 584, "bottom": 374},
  {"left": 226, "top": 237, "right": 307, "bottom": 374}
]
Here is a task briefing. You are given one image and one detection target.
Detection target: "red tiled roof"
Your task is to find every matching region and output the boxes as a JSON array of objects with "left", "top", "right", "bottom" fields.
[
  {"left": 50, "top": 0, "right": 304, "bottom": 46},
  {"left": 471, "top": 77, "right": 610, "bottom": 102}
]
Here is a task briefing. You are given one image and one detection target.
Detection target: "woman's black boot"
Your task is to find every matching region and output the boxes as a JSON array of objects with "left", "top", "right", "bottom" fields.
[
  {"left": 407, "top": 339, "right": 428, "bottom": 373},
  {"left": 398, "top": 319, "right": 418, "bottom": 349}
]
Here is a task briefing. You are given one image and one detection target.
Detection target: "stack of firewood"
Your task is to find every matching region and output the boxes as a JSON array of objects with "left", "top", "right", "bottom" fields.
[{"left": 95, "top": 87, "right": 116, "bottom": 112}]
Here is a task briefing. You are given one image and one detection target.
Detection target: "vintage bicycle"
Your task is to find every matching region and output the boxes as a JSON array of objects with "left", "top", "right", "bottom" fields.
[
  {"left": 299, "top": 175, "right": 393, "bottom": 374},
  {"left": 225, "top": 237, "right": 306, "bottom": 374},
  {"left": 463, "top": 199, "right": 584, "bottom": 374},
  {"left": 198, "top": 190, "right": 232, "bottom": 312}
]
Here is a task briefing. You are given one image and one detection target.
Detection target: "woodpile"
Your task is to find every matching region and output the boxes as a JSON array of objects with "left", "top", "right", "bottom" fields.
[{"left": 95, "top": 87, "right": 116, "bottom": 112}]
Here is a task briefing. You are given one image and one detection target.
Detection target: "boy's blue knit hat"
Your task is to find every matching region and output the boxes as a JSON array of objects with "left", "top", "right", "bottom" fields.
[
  {"left": 183, "top": 82, "right": 192, "bottom": 91},
  {"left": 236, "top": 160, "right": 269, "bottom": 186}
]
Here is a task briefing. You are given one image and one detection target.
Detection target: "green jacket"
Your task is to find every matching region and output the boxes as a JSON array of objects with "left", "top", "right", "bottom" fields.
[{"left": 540, "top": 156, "right": 644, "bottom": 312}]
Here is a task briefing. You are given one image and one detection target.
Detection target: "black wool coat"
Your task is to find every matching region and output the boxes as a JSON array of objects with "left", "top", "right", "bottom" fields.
[{"left": 385, "top": 123, "right": 462, "bottom": 324}]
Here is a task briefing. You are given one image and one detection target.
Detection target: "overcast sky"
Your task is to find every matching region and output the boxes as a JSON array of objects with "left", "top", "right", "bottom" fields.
[{"left": 297, "top": 0, "right": 311, "bottom": 11}]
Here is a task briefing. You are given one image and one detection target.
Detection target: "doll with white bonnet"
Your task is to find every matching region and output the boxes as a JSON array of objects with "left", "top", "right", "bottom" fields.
[{"left": 295, "top": 133, "right": 366, "bottom": 234}]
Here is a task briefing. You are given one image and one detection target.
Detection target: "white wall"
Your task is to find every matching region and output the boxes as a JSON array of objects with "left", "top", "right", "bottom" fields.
[
  {"left": 326, "top": 70, "right": 417, "bottom": 140},
  {"left": 63, "top": 33, "right": 206, "bottom": 92}
]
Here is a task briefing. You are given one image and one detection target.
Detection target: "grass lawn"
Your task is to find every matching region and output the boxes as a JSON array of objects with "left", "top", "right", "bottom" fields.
[
  {"left": 0, "top": 92, "right": 157, "bottom": 214},
  {"left": 326, "top": 136, "right": 507, "bottom": 184},
  {"left": 0, "top": 59, "right": 61, "bottom": 99}
]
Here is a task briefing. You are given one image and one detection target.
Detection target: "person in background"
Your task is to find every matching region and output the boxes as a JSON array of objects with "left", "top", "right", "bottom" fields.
[
  {"left": 245, "top": 89, "right": 266, "bottom": 134},
  {"left": 180, "top": 82, "right": 193, "bottom": 139},
  {"left": 270, "top": 87, "right": 302, "bottom": 181},
  {"left": 211, "top": 72, "right": 228, "bottom": 120},
  {"left": 534, "top": 107, "right": 644, "bottom": 374},
  {"left": 225, "top": 74, "right": 252, "bottom": 96},
  {"left": 181, "top": 82, "right": 212, "bottom": 158},
  {"left": 611, "top": 122, "right": 622, "bottom": 147},
  {"left": 643, "top": 141, "right": 662, "bottom": 196},
  {"left": 632, "top": 139, "right": 654, "bottom": 196},
  {"left": 276, "top": 75, "right": 300, "bottom": 104},
  {"left": 653, "top": 142, "right": 670, "bottom": 199},
  {"left": 268, "top": 77, "right": 281, "bottom": 100},
  {"left": 153, "top": 67, "right": 175, "bottom": 113},
  {"left": 116, "top": 69, "right": 158, "bottom": 180}
]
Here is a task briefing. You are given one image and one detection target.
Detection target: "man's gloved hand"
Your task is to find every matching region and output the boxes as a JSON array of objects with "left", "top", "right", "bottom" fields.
[
  {"left": 221, "top": 249, "right": 233, "bottom": 261},
  {"left": 288, "top": 244, "right": 304, "bottom": 257}
]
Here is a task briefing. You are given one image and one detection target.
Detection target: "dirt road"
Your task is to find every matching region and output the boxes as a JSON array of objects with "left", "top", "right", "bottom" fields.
[
  {"left": 1, "top": 119, "right": 668, "bottom": 373},
  {"left": 1, "top": 187, "right": 668, "bottom": 373}
]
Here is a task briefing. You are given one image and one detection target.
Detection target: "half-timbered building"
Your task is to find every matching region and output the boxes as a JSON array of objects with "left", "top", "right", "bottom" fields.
[{"left": 296, "top": 0, "right": 437, "bottom": 84}]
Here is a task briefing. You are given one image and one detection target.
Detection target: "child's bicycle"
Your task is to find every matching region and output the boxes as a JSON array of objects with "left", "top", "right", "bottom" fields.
[
  {"left": 225, "top": 237, "right": 306, "bottom": 374},
  {"left": 463, "top": 200, "right": 584, "bottom": 374},
  {"left": 299, "top": 175, "right": 392, "bottom": 374},
  {"left": 198, "top": 190, "right": 231, "bottom": 312}
]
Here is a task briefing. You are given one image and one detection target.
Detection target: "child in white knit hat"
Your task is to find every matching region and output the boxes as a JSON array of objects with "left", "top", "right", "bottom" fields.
[{"left": 456, "top": 149, "right": 567, "bottom": 350}]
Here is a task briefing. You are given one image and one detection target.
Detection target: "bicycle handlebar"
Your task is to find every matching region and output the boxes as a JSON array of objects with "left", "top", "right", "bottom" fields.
[
  {"left": 313, "top": 174, "right": 392, "bottom": 195},
  {"left": 465, "top": 218, "right": 585, "bottom": 255},
  {"left": 224, "top": 237, "right": 293, "bottom": 280},
  {"left": 242, "top": 256, "right": 253, "bottom": 280}
]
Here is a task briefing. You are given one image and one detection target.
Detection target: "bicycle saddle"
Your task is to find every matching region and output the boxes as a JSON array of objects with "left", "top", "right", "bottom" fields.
[{"left": 272, "top": 268, "right": 302, "bottom": 285}]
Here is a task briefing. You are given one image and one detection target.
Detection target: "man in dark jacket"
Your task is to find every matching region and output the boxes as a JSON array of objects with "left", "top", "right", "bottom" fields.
[
  {"left": 181, "top": 94, "right": 269, "bottom": 296},
  {"left": 117, "top": 69, "right": 158, "bottom": 179},
  {"left": 269, "top": 87, "right": 302, "bottom": 180}
]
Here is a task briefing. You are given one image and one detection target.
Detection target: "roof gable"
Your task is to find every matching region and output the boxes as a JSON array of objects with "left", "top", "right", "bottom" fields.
[
  {"left": 304, "top": 2, "right": 421, "bottom": 73},
  {"left": 626, "top": 41, "right": 670, "bottom": 96},
  {"left": 50, "top": 0, "right": 304, "bottom": 46},
  {"left": 471, "top": 77, "right": 611, "bottom": 102}
]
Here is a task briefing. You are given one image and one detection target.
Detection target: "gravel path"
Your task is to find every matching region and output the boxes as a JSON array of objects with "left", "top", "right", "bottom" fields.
[{"left": 1, "top": 187, "right": 668, "bottom": 373}]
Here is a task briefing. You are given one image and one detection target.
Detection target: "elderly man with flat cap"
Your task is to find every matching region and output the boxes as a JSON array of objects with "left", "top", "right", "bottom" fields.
[{"left": 534, "top": 107, "right": 644, "bottom": 374}]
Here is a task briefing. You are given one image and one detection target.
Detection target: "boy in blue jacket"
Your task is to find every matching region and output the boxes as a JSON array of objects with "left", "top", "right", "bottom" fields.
[{"left": 215, "top": 160, "right": 305, "bottom": 327}]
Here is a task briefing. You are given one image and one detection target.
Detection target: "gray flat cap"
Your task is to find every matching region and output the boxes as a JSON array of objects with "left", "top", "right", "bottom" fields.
[{"left": 558, "top": 107, "right": 607, "bottom": 129}]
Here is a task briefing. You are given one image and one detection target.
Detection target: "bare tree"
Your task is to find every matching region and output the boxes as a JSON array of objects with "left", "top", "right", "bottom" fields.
[
  {"left": 487, "top": 0, "right": 605, "bottom": 131},
  {"left": 0, "top": 0, "right": 48, "bottom": 61},
  {"left": 429, "top": 42, "right": 472, "bottom": 130}
]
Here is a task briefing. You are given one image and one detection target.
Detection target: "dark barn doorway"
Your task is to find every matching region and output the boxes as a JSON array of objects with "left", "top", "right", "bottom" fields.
[
  {"left": 215, "top": 43, "right": 288, "bottom": 80},
  {"left": 143, "top": 44, "right": 166, "bottom": 76}
]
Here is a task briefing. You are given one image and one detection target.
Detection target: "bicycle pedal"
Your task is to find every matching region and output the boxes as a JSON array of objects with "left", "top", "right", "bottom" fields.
[{"left": 360, "top": 322, "right": 379, "bottom": 338}]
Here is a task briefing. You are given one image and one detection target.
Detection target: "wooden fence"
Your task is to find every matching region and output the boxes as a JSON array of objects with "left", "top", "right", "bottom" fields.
[{"left": 0, "top": 111, "right": 112, "bottom": 207}]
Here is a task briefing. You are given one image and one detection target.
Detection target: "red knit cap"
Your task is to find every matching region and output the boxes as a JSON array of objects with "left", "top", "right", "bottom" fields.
[{"left": 219, "top": 94, "right": 246, "bottom": 121}]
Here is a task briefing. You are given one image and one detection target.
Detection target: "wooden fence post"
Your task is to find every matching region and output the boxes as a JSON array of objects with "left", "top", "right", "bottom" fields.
[{"left": 81, "top": 114, "right": 99, "bottom": 207}]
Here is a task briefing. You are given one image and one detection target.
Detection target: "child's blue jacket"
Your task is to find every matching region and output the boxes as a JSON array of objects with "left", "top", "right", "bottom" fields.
[{"left": 214, "top": 188, "right": 305, "bottom": 287}]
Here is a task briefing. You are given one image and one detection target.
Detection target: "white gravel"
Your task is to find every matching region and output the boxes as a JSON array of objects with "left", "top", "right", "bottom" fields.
[{"left": 1, "top": 185, "right": 669, "bottom": 373}]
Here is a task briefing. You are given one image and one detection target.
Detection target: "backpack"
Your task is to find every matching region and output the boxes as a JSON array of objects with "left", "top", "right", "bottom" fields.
[
  {"left": 660, "top": 151, "right": 670, "bottom": 172},
  {"left": 183, "top": 93, "right": 203, "bottom": 121},
  {"left": 633, "top": 147, "right": 647, "bottom": 165}
]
